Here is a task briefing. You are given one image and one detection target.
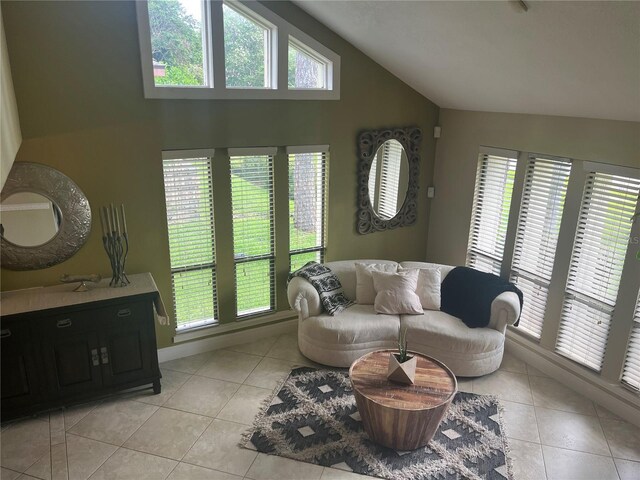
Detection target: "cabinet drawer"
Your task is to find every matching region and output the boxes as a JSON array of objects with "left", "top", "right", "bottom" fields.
[
  {"left": 97, "top": 300, "right": 152, "bottom": 325},
  {"left": 39, "top": 310, "right": 98, "bottom": 335},
  {"left": 1, "top": 319, "right": 28, "bottom": 344}
]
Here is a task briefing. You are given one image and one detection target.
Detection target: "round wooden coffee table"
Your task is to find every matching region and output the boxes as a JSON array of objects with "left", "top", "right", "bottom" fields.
[{"left": 349, "top": 350, "right": 457, "bottom": 450}]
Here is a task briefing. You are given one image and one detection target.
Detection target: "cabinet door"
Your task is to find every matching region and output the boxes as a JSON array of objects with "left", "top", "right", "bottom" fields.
[
  {"left": 41, "top": 312, "right": 103, "bottom": 398},
  {"left": 1, "top": 322, "right": 43, "bottom": 411},
  {"left": 99, "top": 301, "right": 159, "bottom": 388}
]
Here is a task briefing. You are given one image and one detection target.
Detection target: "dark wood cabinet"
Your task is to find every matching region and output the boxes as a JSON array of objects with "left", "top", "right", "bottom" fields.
[
  {"left": 45, "top": 330, "right": 103, "bottom": 398},
  {"left": 1, "top": 321, "right": 43, "bottom": 411},
  {"left": 1, "top": 275, "right": 162, "bottom": 421}
]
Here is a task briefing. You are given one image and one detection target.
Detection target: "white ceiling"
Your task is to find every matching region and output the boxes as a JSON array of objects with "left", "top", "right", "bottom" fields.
[{"left": 293, "top": 1, "right": 640, "bottom": 122}]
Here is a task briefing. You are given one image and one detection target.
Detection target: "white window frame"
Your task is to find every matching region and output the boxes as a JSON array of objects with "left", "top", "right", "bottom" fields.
[
  {"left": 136, "top": 0, "right": 340, "bottom": 100},
  {"left": 466, "top": 146, "right": 519, "bottom": 276},
  {"left": 555, "top": 166, "right": 640, "bottom": 372},
  {"left": 509, "top": 154, "right": 572, "bottom": 340},
  {"left": 288, "top": 35, "right": 332, "bottom": 91},
  {"left": 286, "top": 145, "right": 329, "bottom": 270},
  {"left": 162, "top": 148, "right": 218, "bottom": 332},
  {"left": 229, "top": 146, "right": 277, "bottom": 319},
  {"left": 222, "top": 1, "right": 277, "bottom": 90}
]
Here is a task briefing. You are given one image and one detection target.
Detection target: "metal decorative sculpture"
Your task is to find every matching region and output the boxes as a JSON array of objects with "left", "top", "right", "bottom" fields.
[
  {"left": 1, "top": 162, "right": 92, "bottom": 270},
  {"left": 356, "top": 127, "right": 422, "bottom": 234},
  {"left": 100, "top": 204, "right": 130, "bottom": 287}
]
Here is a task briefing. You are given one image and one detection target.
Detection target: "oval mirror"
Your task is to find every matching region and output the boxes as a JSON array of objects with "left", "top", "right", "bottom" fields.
[
  {"left": 1, "top": 162, "right": 91, "bottom": 270},
  {"left": 367, "top": 139, "right": 409, "bottom": 220},
  {"left": 1, "top": 192, "right": 62, "bottom": 247},
  {"left": 356, "top": 127, "right": 422, "bottom": 234}
]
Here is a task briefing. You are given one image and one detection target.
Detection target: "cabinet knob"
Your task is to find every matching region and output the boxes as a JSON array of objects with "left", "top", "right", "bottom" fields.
[
  {"left": 91, "top": 348, "right": 100, "bottom": 366},
  {"left": 57, "top": 319, "right": 72, "bottom": 328},
  {"left": 117, "top": 309, "right": 132, "bottom": 318},
  {"left": 0, "top": 329, "right": 11, "bottom": 338},
  {"left": 100, "top": 346, "right": 109, "bottom": 364}
]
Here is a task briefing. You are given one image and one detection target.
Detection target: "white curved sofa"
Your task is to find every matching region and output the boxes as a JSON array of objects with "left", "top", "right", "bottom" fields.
[{"left": 287, "top": 260, "right": 521, "bottom": 377}]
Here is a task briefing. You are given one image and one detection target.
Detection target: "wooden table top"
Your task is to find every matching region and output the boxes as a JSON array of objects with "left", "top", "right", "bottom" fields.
[{"left": 349, "top": 350, "right": 457, "bottom": 411}]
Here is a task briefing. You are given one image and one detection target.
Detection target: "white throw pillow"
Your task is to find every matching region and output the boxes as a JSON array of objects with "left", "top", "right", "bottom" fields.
[
  {"left": 400, "top": 266, "right": 441, "bottom": 310},
  {"left": 355, "top": 263, "right": 398, "bottom": 304},
  {"left": 371, "top": 269, "right": 423, "bottom": 315}
]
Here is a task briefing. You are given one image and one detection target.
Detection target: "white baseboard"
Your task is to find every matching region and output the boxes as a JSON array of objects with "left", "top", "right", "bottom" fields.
[
  {"left": 157, "top": 318, "right": 298, "bottom": 363},
  {"left": 505, "top": 331, "right": 640, "bottom": 427}
]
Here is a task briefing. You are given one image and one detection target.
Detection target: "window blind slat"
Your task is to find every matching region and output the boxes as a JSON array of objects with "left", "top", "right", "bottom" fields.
[
  {"left": 622, "top": 293, "right": 640, "bottom": 391},
  {"left": 288, "top": 151, "right": 327, "bottom": 270},
  {"left": 509, "top": 155, "right": 570, "bottom": 339},
  {"left": 231, "top": 154, "right": 275, "bottom": 317},
  {"left": 377, "top": 140, "right": 404, "bottom": 219},
  {"left": 467, "top": 152, "right": 518, "bottom": 275},
  {"left": 556, "top": 172, "right": 640, "bottom": 372},
  {"left": 163, "top": 156, "right": 217, "bottom": 329}
]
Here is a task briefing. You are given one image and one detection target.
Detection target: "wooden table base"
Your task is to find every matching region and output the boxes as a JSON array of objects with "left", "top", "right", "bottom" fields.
[
  {"left": 353, "top": 388, "right": 452, "bottom": 450},
  {"left": 350, "top": 350, "right": 457, "bottom": 450}
]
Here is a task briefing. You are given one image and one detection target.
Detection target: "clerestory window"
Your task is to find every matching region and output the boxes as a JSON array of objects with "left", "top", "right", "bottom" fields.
[{"left": 136, "top": 0, "right": 340, "bottom": 100}]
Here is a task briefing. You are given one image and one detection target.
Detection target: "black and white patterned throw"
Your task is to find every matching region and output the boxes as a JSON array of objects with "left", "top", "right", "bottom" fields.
[
  {"left": 243, "top": 367, "right": 514, "bottom": 480},
  {"left": 288, "top": 262, "right": 354, "bottom": 316}
]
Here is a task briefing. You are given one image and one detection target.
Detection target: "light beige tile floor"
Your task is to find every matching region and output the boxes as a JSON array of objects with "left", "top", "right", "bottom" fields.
[{"left": 1, "top": 335, "right": 639, "bottom": 480}]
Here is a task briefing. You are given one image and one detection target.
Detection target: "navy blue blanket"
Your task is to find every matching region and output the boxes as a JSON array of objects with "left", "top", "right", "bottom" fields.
[{"left": 441, "top": 267, "right": 523, "bottom": 328}]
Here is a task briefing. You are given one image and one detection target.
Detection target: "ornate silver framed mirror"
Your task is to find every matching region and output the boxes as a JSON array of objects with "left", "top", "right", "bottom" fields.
[
  {"left": 1, "top": 162, "right": 92, "bottom": 270},
  {"left": 356, "top": 127, "right": 422, "bottom": 234}
]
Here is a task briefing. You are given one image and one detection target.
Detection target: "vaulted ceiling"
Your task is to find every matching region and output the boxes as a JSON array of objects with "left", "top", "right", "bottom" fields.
[{"left": 294, "top": 1, "right": 640, "bottom": 122}]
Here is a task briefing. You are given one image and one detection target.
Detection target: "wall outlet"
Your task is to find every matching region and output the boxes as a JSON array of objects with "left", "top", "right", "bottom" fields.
[{"left": 427, "top": 186, "right": 435, "bottom": 198}]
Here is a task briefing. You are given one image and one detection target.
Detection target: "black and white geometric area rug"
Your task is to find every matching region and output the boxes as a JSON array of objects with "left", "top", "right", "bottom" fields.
[{"left": 242, "top": 367, "right": 514, "bottom": 480}]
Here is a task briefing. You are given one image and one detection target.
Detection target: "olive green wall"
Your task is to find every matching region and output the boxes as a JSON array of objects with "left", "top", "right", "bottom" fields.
[
  {"left": 427, "top": 108, "right": 640, "bottom": 266},
  {"left": 0, "top": 1, "right": 439, "bottom": 348}
]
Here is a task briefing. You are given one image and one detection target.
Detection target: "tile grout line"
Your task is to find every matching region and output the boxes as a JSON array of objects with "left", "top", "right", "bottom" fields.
[
  {"left": 177, "top": 415, "right": 215, "bottom": 463},
  {"left": 65, "top": 379, "right": 195, "bottom": 477},
  {"left": 164, "top": 460, "right": 180, "bottom": 480},
  {"left": 211, "top": 344, "right": 270, "bottom": 479},
  {"left": 63, "top": 410, "right": 70, "bottom": 480},
  {"left": 114, "top": 402, "right": 161, "bottom": 452},
  {"left": 64, "top": 431, "right": 119, "bottom": 480},
  {"left": 243, "top": 450, "right": 261, "bottom": 480},
  {"left": 125, "top": 344, "right": 273, "bottom": 471},
  {"left": 130, "top": 371, "right": 194, "bottom": 409},
  {"left": 17, "top": 414, "right": 52, "bottom": 478},
  {"left": 593, "top": 404, "right": 620, "bottom": 477},
  {"left": 525, "top": 370, "right": 549, "bottom": 480}
]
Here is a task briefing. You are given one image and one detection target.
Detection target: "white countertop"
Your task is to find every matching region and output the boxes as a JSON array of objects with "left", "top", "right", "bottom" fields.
[{"left": 1, "top": 273, "right": 169, "bottom": 325}]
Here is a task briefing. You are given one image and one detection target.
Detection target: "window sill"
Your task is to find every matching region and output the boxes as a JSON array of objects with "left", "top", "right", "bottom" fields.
[
  {"left": 173, "top": 309, "right": 297, "bottom": 344},
  {"left": 143, "top": 86, "right": 340, "bottom": 101}
]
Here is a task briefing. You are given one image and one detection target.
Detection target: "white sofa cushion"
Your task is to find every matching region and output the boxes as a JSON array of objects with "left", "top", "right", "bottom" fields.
[
  {"left": 401, "top": 310, "right": 504, "bottom": 354},
  {"left": 324, "top": 260, "right": 398, "bottom": 301},
  {"left": 299, "top": 304, "right": 400, "bottom": 347},
  {"left": 399, "top": 266, "right": 441, "bottom": 310},
  {"left": 355, "top": 262, "right": 398, "bottom": 304},
  {"left": 372, "top": 270, "right": 423, "bottom": 315},
  {"left": 400, "top": 261, "right": 455, "bottom": 280}
]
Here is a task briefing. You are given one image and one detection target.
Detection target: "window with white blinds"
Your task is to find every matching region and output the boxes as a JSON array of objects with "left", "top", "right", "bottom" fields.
[
  {"left": 510, "top": 155, "right": 571, "bottom": 339},
  {"left": 556, "top": 173, "right": 640, "bottom": 371},
  {"left": 622, "top": 293, "right": 640, "bottom": 392},
  {"left": 230, "top": 150, "right": 275, "bottom": 317},
  {"left": 467, "top": 150, "right": 518, "bottom": 275},
  {"left": 377, "top": 140, "right": 404, "bottom": 220},
  {"left": 162, "top": 152, "right": 217, "bottom": 330},
  {"left": 287, "top": 148, "right": 327, "bottom": 272}
]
